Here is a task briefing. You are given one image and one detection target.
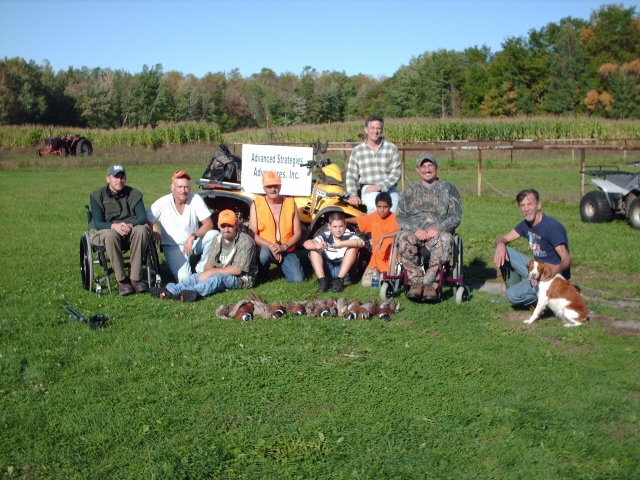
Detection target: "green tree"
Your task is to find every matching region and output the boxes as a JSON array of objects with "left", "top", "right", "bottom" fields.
[{"left": 582, "top": 4, "right": 640, "bottom": 79}]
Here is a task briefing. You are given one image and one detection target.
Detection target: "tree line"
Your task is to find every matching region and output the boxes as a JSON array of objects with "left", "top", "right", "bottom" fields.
[{"left": 1, "top": 4, "right": 638, "bottom": 132}]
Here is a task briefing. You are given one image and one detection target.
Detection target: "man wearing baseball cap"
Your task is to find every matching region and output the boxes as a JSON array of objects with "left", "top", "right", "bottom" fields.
[
  {"left": 248, "top": 170, "right": 305, "bottom": 283},
  {"left": 89, "top": 164, "right": 150, "bottom": 296},
  {"left": 149, "top": 209, "right": 258, "bottom": 302},
  {"left": 146, "top": 170, "right": 218, "bottom": 282},
  {"left": 395, "top": 153, "right": 462, "bottom": 302}
]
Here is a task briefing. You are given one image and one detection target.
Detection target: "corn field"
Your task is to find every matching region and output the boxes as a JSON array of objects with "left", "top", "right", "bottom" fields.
[
  {"left": 222, "top": 117, "right": 640, "bottom": 144},
  {"left": 1, "top": 118, "right": 639, "bottom": 150},
  {"left": 0, "top": 123, "right": 223, "bottom": 150}
]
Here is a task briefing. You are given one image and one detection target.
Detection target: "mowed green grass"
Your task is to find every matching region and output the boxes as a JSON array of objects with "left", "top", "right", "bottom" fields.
[{"left": 1, "top": 151, "right": 639, "bottom": 479}]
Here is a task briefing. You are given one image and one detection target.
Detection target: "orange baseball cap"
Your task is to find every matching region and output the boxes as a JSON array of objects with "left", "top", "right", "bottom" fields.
[
  {"left": 262, "top": 171, "right": 281, "bottom": 186},
  {"left": 172, "top": 170, "right": 192, "bottom": 180},
  {"left": 217, "top": 209, "right": 237, "bottom": 226}
]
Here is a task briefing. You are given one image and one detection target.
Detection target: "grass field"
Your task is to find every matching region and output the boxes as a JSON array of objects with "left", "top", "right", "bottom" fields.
[{"left": 1, "top": 145, "right": 639, "bottom": 479}]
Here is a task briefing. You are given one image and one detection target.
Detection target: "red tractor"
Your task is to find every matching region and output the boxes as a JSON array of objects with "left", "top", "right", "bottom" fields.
[{"left": 36, "top": 135, "right": 93, "bottom": 157}]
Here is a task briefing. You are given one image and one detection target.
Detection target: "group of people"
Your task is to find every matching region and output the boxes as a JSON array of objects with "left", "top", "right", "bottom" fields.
[{"left": 88, "top": 114, "right": 572, "bottom": 308}]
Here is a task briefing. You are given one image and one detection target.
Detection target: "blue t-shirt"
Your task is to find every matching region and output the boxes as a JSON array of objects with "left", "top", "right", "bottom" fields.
[{"left": 514, "top": 214, "right": 571, "bottom": 279}]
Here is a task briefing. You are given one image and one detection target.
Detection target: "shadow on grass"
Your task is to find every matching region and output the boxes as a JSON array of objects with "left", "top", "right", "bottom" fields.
[{"left": 466, "top": 257, "right": 498, "bottom": 285}]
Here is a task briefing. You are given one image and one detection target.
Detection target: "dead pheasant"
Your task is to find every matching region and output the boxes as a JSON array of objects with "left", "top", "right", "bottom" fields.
[
  {"left": 310, "top": 295, "right": 332, "bottom": 317},
  {"left": 232, "top": 299, "right": 254, "bottom": 321},
  {"left": 215, "top": 303, "right": 233, "bottom": 319},
  {"left": 304, "top": 300, "right": 324, "bottom": 317},
  {"left": 336, "top": 297, "right": 349, "bottom": 317},
  {"left": 375, "top": 299, "right": 400, "bottom": 321},
  {"left": 323, "top": 297, "right": 339, "bottom": 317},
  {"left": 344, "top": 300, "right": 362, "bottom": 320},
  {"left": 268, "top": 301, "right": 287, "bottom": 319},
  {"left": 286, "top": 301, "right": 307, "bottom": 316},
  {"left": 356, "top": 300, "right": 377, "bottom": 320},
  {"left": 247, "top": 291, "right": 270, "bottom": 319}
]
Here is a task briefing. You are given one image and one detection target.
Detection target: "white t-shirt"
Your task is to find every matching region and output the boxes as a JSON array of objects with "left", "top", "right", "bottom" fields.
[
  {"left": 313, "top": 228, "right": 357, "bottom": 262},
  {"left": 146, "top": 193, "right": 212, "bottom": 246}
]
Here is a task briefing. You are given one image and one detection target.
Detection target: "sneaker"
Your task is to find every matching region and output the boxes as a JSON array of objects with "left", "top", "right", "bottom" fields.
[
  {"left": 317, "top": 277, "right": 329, "bottom": 293},
  {"left": 422, "top": 287, "right": 439, "bottom": 302},
  {"left": 131, "top": 280, "right": 149, "bottom": 293},
  {"left": 149, "top": 286, "right": 173, "bottom": 300},
  {"left": 332, "top": 277, "right": 344, "bottom": 293},
  {"left": 117, "top": 281, "right": 135, "bottom": 297},
  {"left": 175, "top": 290, "right": 198, "bottom": 303},
  {"left": 406, "top": 283, "right": 423, "bottom": 302}
]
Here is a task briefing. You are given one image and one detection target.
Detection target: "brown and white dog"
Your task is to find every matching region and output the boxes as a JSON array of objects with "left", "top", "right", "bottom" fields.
[{"left": 525, "top": 260, "right": 589, "bottom": 327}]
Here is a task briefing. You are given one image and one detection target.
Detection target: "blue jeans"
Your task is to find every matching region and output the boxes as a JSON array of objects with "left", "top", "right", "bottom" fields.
[
  {"left": 165, "top": 272, "right": 238, "bottom": 297},
  {"left": 501, "top": 247, "right": 537, "bottom": 306},
  {"left": 256, "top": 245, "right": 305, "bottom": 283},
  {"left": 361, "top": 185, "right": 399, "bottom": 214},
  {"left": 163, "top": 230, "right": 219, "bottom": 281},
  {"left": 322, "top": 257, "right": 353, "bottom": 282}
]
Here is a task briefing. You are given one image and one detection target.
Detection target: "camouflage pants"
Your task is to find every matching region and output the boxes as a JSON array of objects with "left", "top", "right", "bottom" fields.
[{"left": 397, "top": 231, "right": 453, "bottom": 289}]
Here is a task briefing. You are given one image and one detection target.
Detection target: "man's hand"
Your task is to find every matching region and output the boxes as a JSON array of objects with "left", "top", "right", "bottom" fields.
[
  {"left": 494, "top": 242, "right": 509, "bottom": 268},
  {"left": 347, "top": 195, "right": 361, "bottom": 207},
  {"left": 415, "top": 228, "right": 440, "bottom": 242},
  {"left": 111, "top": 222, "right": 132, "bottom": 236},
  {"left": 363, "top": 185, "right": 381, "bottom": 195},
  {"left": 198, "top": 268, "right": 216, "bottom": 282},
  {"left": 183, "top": 235, "right": 195, "bottom": 256},
  {"left": 151, "top": 229, "right": 162, "bottom": 244}
]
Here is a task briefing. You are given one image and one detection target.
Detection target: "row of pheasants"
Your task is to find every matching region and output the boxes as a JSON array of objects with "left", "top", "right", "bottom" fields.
[{"left": 216, "top": 291, "right": 401, "bottom": 322}]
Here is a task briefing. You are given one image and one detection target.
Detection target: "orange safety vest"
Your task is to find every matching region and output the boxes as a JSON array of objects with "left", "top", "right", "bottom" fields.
[{"left": 254, "top": 196, "right": 296, "bottom": 252}]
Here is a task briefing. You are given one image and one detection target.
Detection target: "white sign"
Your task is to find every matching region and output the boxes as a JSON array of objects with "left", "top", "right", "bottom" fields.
[{"left": 241, "top": 144, "right": 314, "bottom": 196}]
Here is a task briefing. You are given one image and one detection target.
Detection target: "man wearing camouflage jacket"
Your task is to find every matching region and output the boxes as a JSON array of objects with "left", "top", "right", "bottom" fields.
[{"left": 395, "top": 153, "right": 462, "bottom": 302}]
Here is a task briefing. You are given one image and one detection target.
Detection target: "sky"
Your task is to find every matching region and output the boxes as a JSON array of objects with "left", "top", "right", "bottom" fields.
[{"left": 0, "top": 0, "right": 636, "bottom": 79}]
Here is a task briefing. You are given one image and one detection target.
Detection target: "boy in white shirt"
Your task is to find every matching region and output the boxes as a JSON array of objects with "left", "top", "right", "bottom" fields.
[{"left": 303, "top": 212, "right": 364, "bottom": 293}]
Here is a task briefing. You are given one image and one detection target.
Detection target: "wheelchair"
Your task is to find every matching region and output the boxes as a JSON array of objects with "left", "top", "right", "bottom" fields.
[
  {"left": 79, "top": 205, "right": 161, "bottom": 296},
  {"left": 379, "top": 232, "right": 470, "bottom": 304}
]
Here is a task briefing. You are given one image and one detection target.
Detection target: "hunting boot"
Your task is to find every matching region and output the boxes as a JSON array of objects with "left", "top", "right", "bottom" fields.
[{"left": 407, "top": 283, "right": 423, "bottom": 302}]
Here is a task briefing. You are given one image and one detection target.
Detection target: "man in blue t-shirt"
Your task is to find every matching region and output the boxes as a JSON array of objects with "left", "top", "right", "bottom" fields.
[{"left": 494, "top": 189, "right": 571, "bottom": 307}]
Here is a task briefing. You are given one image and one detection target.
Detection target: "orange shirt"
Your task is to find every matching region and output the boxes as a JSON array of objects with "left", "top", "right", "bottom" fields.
[{"left": 357, "top": 212, "right": 398, "bottom": 271}]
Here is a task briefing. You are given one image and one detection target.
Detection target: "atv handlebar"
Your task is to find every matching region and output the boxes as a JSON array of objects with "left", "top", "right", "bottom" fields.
[{"left": 299, "top": 158, "right": 332, "bottom": 169}]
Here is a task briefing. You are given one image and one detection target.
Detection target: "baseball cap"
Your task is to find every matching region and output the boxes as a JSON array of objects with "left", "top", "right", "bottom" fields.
[
  {"left": 106, "top": 164, "right": 126, "bottom": 176},
  {"left": 262, "top": 171, "right": 282, "bottom": 186},
  {"left": 416, "top": 153, "right": 438, "bottom": 168},
  {"left": 218, "top": 209, "right": 237, "bottom": 227},
  {"left": 171, "top": 170, "right": 192, "bottom": 180}
]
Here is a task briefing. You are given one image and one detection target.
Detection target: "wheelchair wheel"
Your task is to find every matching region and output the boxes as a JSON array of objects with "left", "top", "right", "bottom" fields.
[
  {"left": 146, "top": 241, "right": 161, "bottom": 287},
  {"left": 451, "top": 234, "right": 463, "bottom": 281},
  {"left": 80, "top": 233, "right": 94, "bottom": 291},
  {"left": 455, "top": 285, "right": 471, "bottom": 304}
]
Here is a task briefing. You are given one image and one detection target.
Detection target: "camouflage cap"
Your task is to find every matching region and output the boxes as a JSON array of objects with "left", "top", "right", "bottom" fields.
[{"left": 416, "top": 153, "right": 438, "bottom": 168}]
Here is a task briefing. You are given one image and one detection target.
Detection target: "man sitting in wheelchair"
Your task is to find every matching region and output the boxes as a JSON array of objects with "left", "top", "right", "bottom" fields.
[{"left": 395, "top": 153, "right": 462, "bottom": 302}]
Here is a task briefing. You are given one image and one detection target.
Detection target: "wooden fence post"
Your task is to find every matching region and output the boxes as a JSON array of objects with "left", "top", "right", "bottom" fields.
[
  {"left": 580, "top": 149, "right": 586, "bottom": 200},
  {"left": 478, "top": 148, "right": 483, "bottom": 197}
]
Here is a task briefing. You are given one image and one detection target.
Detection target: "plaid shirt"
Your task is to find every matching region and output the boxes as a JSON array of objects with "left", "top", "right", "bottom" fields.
[
  {"left": 207, "top": 230, "right": 258, "bottom": 289},
  {"left": 345, "top": 137, "right": 401, "bottom": 195}
]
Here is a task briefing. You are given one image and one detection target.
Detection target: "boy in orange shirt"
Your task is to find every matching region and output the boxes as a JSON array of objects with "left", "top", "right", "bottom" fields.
[{"left": 346, "top": 192, "right": 399, "bottom": 287}]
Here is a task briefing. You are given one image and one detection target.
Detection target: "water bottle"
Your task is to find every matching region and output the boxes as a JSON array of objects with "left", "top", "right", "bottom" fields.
[{"left": 372, "top": 267, "right": 380, "bottom": 289}]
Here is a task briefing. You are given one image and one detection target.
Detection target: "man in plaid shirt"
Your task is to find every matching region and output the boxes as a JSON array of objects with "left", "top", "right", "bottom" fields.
[{"left": 346, "top": 114, "right": 401, "bottom": 213}]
